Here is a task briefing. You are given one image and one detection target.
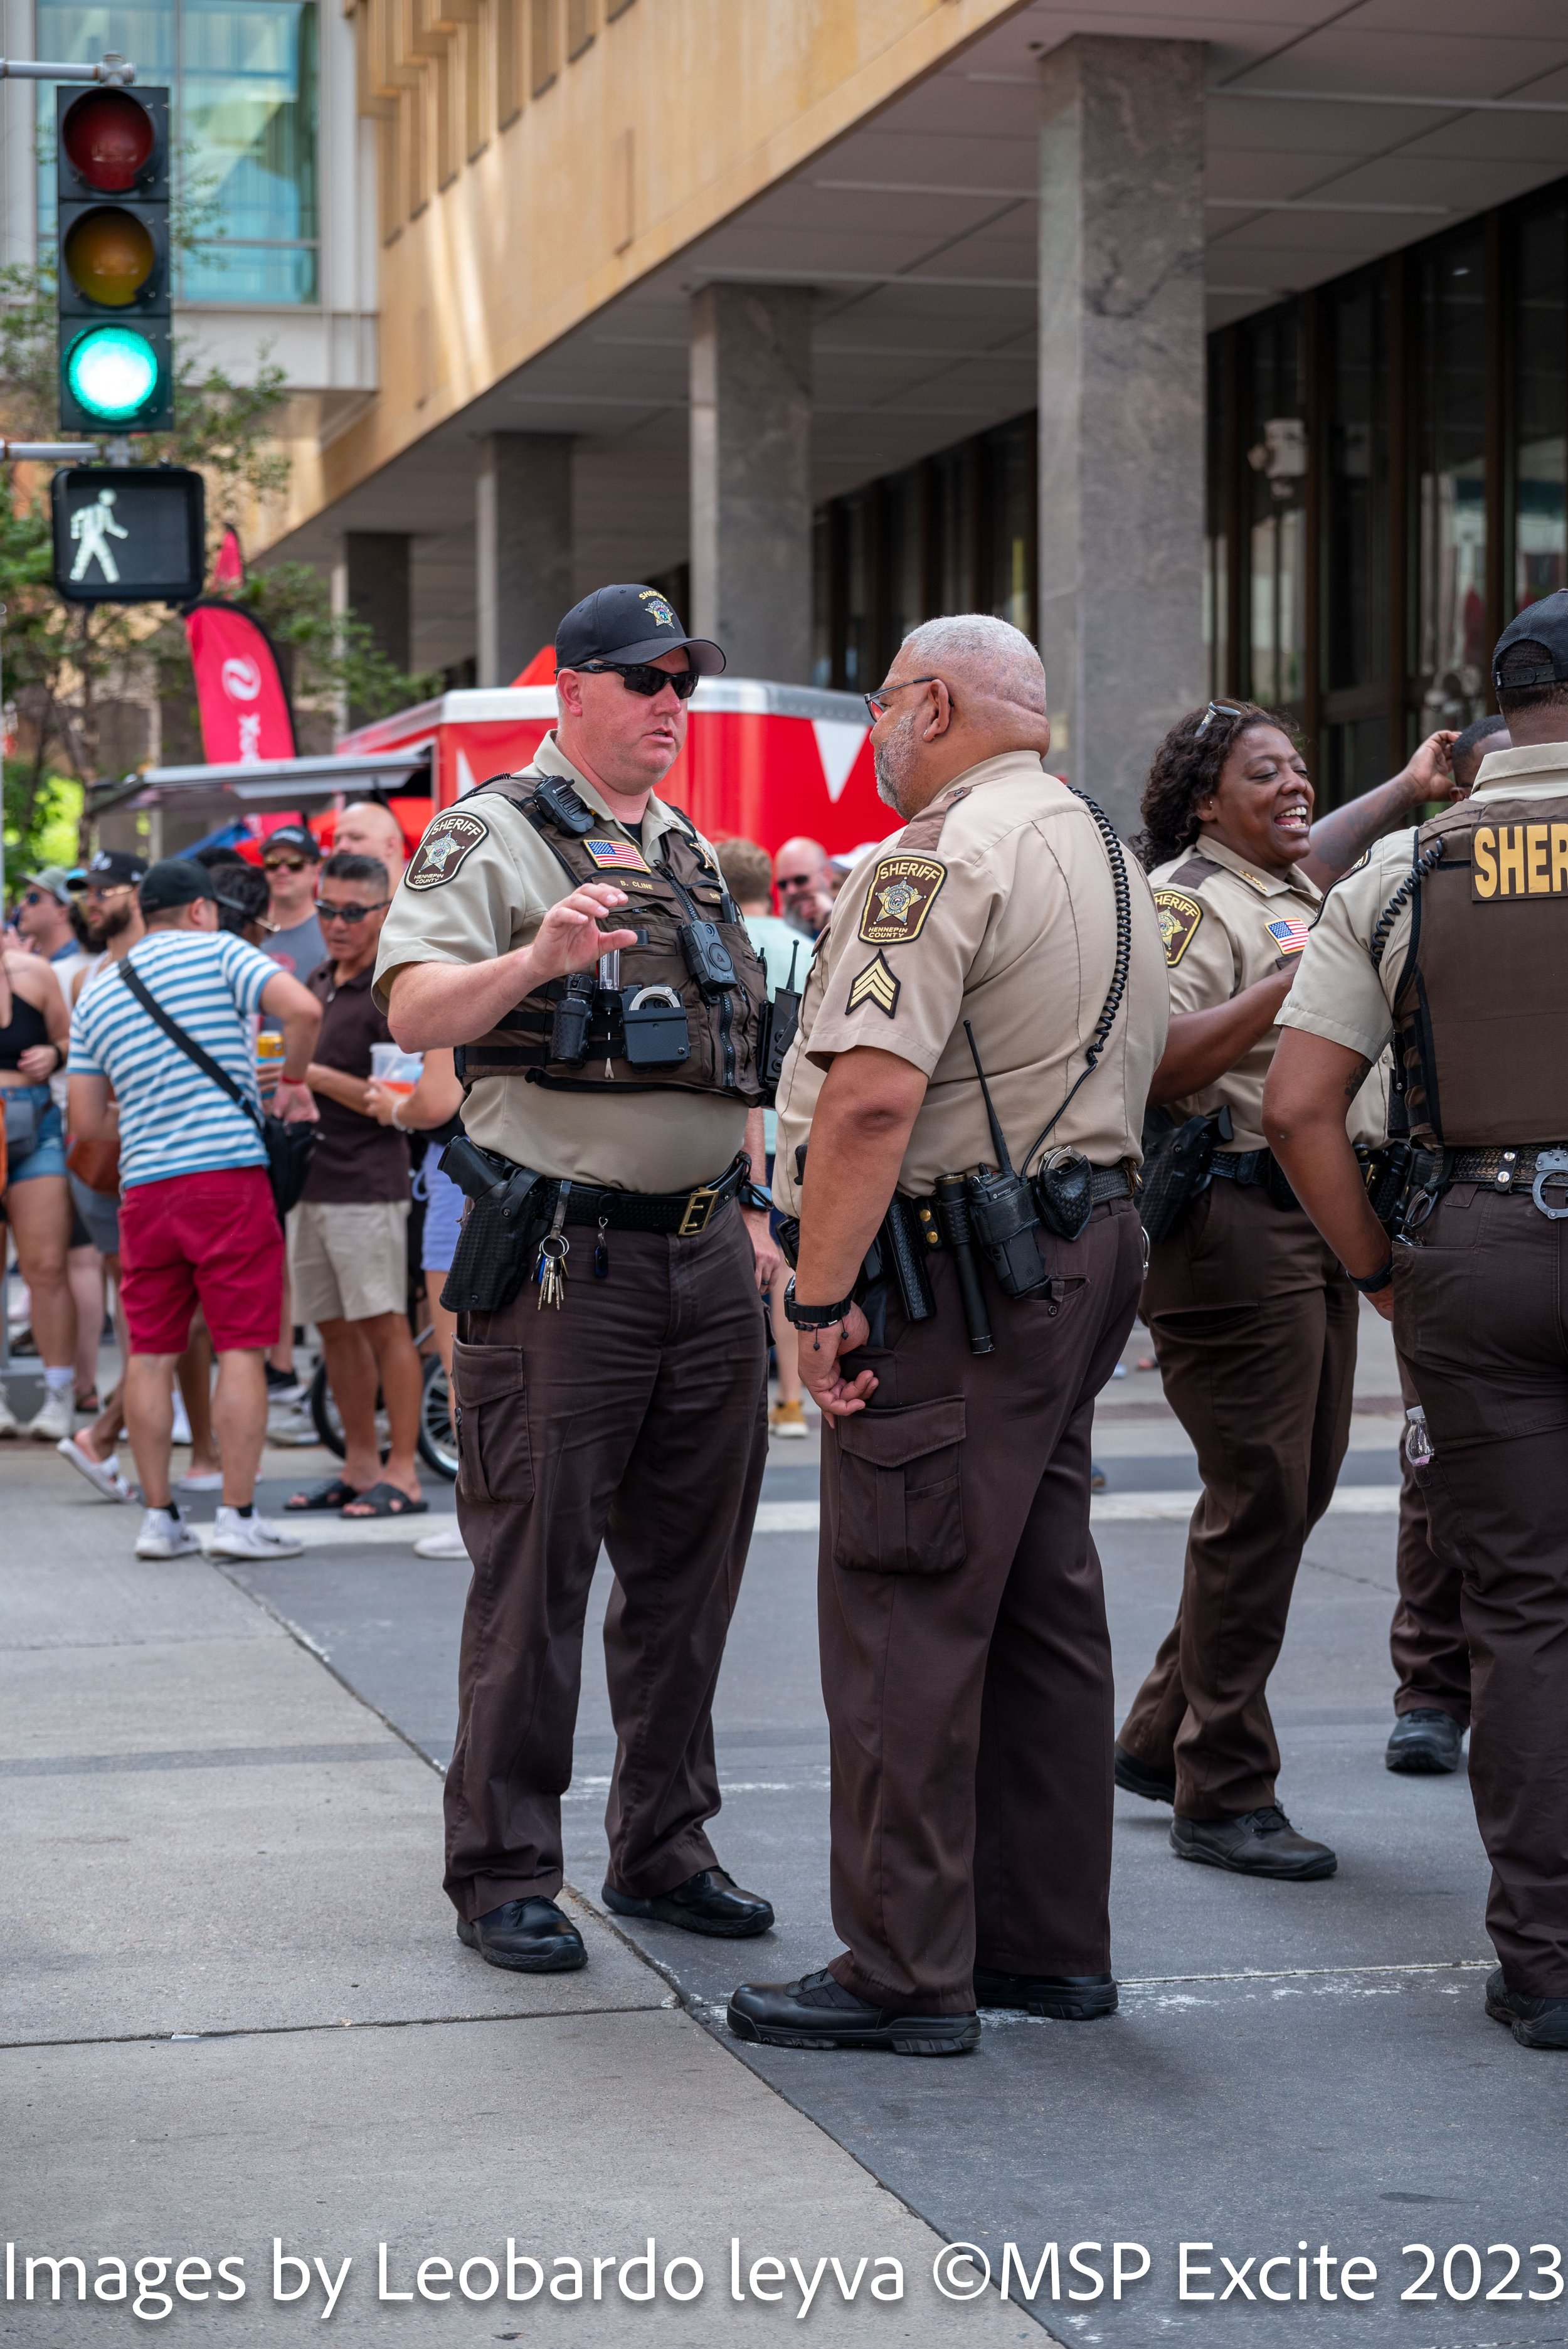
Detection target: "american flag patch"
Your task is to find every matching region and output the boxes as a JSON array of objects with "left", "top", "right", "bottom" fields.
[
  {"left": 1266, "top": 915, "right": 1310, "bottom": 956},
  {"left": 583, "top": 837, "right": 651, "bottom": 872}
]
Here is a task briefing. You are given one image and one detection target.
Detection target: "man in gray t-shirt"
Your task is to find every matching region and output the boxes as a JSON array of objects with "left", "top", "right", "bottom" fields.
[{"left": 262, "top": 823, "right": 326, "bottom": 980}]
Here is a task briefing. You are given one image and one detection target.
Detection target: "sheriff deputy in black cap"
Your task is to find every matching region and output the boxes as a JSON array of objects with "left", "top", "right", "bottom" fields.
[
  {"left": 1264, "top": 587, "right": 1568, "bottom": 2053},
  {"left": 373, "top": 583, "right": 780, "bottom": 1973}
]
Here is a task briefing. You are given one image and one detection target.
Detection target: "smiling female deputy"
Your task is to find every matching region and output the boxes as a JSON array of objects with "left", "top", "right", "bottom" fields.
[{"left": 1113, "top": 700, "right": 1454, "bottom": 1883}]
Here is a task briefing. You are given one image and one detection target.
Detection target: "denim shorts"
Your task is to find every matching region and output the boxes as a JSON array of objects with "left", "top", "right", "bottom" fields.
[
  {"left": 3, "top": 1084, "right": 68, "bottom": 1184},
  {"left": 416, "top": 1144, "right": 465, "bottom": 1273}
]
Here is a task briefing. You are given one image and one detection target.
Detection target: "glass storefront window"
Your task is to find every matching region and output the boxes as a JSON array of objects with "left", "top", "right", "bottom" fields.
[
  {"left": 931, "top": 445, "right": 975, "bottom": 617},
  {"left": 1514, "top": 198, "right": 1567, "bottom": 612},
  {"left": 981, "top": 417, "right": 1032, "bottom": 635},
  {"left": 1240, "top": 307, "right": 1306, "bottom": 709},
  {"left": 1205, "top": 342, "right": 1228, "bottom": 700},
  {"left": 1414, "top": 230, "right": 1488, "bottom": 729},
  {"left": 1323, "top": 270, "right": 1388, "bottom": 697},
  {"left": 840, "top": 492, "right": 874, "bottom": 691},
  {"left": 38, "top": 0, "right": 319, "bottom": 304},
  {"left": 885, "top": 467, "right": 924, "bottom": 655}
]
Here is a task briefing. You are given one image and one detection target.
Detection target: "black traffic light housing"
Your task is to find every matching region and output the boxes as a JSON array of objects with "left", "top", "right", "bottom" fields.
[{"left": 56, "top": 85, "right": 173, "bottom": 434}]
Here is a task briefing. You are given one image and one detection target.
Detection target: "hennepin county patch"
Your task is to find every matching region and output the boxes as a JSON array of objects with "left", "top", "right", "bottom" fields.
[
  {"left": 847, "top": 951, "right": 901, "bottom": 1019},
  {"left": 1152, "top": 887, "right": 1204, "bottom": 968},
  {"left": 405, "top": 809, "right": 489, "bottom": 890},
  {"left": 858, "top": 855, "right": 946, "bottom": 945}
]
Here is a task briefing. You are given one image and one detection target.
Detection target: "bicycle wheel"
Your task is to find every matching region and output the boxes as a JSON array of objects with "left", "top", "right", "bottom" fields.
[{"left": 417, "top": 1352, "right": 458, "bottom": 1480}]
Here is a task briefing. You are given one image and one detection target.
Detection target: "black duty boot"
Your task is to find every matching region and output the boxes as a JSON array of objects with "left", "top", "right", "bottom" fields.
[
  {"left": 602, "top": 1865, "right": 774, "bottom": 1938},
  {"left": 973, "top": 1968, "right": 1118, "bottom": 2020},
  {"left": 728, "top": 1967, "right": 978, "bottom": 2055},
  {"left": 1385, "top": 1709, "right": 1465, "bottom": 1775},
  {"left": 1485, "top": 1966, "right": 1568, "bottom": 2050},
  {"left": 1115, "top": 1745, "right": 1177, "bottom": 1804},
  {"left": 1170, "top": 1806, "right": 1337, "bottom": 1881},
  {"left": 457, "top": 1897, "right": 587, "bottom": 1972}
]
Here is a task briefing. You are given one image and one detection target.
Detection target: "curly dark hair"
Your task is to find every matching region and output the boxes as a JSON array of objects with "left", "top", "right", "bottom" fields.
[{"left": 1132, "top": 700, "right": 1299, "bottom": 872}]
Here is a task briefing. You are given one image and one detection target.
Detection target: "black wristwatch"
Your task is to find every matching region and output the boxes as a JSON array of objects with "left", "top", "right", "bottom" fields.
[
  {"left": 782, "top": 1275, "right": 856, "bottom": 1330},
  {"left": 1347, "top": 1256, "right": 1395, "bottom": 1295}
]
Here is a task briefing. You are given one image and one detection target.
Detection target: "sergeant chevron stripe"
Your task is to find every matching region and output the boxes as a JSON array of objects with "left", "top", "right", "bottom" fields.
[{"left": 847, "top": 951, "right": 900, "bottom": 1018}]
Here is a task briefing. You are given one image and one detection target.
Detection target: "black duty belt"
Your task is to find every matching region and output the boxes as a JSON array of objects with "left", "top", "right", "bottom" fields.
[
  {"left": 909, "top": 1161, "right": 1132, "bottom": 1239},
  {"left": 1210, "top": 1149, "right": 1271, "bottom": 1185},
  {"left": 1444, "top": 1145, "right": 1568, "bottom": 1216},
  {"left": 547, "top": 1154, "right": 750, "bottom": 1236}
]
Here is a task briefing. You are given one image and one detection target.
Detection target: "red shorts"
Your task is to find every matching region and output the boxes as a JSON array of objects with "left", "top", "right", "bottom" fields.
[{"left": 119, "top": 1166, "right": 283, "bottom": 1357}]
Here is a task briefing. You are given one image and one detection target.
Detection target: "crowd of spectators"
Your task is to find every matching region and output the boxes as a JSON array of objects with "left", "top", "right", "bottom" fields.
[{"left": 0, "top": 801, "right": 845, "bottom": 1540}]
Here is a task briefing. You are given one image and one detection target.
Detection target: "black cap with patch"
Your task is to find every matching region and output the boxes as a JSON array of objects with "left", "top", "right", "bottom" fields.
[
  {"left": 139, "top": 859, "right": 219, "bottom": 916},
  {"left": 1493, "top": 590, "right": 1568, "bottom": 691},
  {"left": 262, "top": 822, "right": 321, "bottom": 862},
  {"left": 555, "top": 584, "right": 725, "bottom": 677},
  {"left": 68, "top": 849, "right": 149, "bottom": 891}
]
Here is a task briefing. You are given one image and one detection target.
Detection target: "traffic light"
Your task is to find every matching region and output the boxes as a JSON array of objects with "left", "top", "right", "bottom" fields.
[{"left": 56, "top": 84, "right": 172, "bottom": 433}]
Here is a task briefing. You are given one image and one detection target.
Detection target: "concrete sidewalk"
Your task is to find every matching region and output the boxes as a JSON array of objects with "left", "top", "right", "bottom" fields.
[{"left": 1, "top": 1443, "right": 1036, "bottom": 2344}]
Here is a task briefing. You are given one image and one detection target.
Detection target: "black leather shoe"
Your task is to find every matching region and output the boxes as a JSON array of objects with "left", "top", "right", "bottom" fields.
[
  {"left": 974, "top": 1967, "right": 1117, "bottom": 2020},
  {"left": 456, "top": 1897, "right": 587, "bottom": 1972},
  {"left": 1485, "top": 1966, "right": 1568, "bottom": 2050},
  {"left": 602, "top": 1865, "right": 774, "bottom": 1938},
  {"left": 1115, "top": 1744, "right": 1177, "bottom": 1804},
  {"left": 728, "top": 1966, "right": 978, "bottom": 2055},
  {"left": 1170, "top": 1806, "right": 1337, "bottom": 1880},
  {"left": 1385, "top": 1709, "right": 1465, "bottom": 1774}
]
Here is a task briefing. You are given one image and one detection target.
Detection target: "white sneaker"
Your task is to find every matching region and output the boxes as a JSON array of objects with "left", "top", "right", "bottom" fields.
[
  {"left": 414, "top": 1522, "right": 469, "bottom": 1559},
  {"left": 56, "top": 1434, "right": 134, "bottom": 1502},
  {"left": 135, "top": 1507, "right": 202, "bottom": 1560},
  {"left": 206, "top": 1507, "right": 304, "bottom": 1561},
  {"left": 23, "top": 1386, "right": 77, "bottom": 1443},
  {"left": 267, "top": 1406, "right": 320, "bottom": 1447},
  {"left": 171, "top": 1391, "right": 193, "bottom": 1446},
  {"left": 176, "top": 1468, "right": 225, "bottom": 1493},
  {"left": 0, "top": 1387, "right": 19, "bottom": 1438}
]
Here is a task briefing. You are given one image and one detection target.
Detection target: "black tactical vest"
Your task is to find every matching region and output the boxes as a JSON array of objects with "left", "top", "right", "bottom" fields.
[{"left": 455, "top": 770, "right": 769, "bottom": 1106}]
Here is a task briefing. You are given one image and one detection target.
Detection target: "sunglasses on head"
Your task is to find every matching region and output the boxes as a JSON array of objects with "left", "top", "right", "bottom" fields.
[
  {"left": 576, "top": 660, "right": 700, "bottom": 700},
  {"left": 1194, "top": 700, "right": 1245, "bottom": 737},
  {"left": 315, "top": 897, "right": 388, "bottom": 924}
]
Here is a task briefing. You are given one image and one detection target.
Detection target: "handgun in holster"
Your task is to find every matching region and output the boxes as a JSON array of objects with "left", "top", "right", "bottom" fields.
[{"left": 1138, "top": 1103, "right": 1234, "bottom": 1245}]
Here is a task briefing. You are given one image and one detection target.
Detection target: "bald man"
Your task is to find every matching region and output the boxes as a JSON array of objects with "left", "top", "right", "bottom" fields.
[
  {"left": 336, "top": 801, "right": 408, "bottom": 887},
  {"left": 773, "top": 836, "right": 834, "bottom": 939}
]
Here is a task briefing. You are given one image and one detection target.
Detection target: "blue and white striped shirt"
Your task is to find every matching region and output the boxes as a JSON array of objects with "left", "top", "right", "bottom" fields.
[{"left": 70, "top": 931, "right": 277, "bottom": 1191}]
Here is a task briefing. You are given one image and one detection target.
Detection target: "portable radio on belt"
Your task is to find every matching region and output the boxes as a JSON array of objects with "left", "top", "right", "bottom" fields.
[
  {"left": 549, "top": 972, "right": 596, "bottom": 1064},
  {"left": 960, "top": 1022, "right": 1050, "bottom": 1300},
  {"left": 761, "top": 939, "right": 804, "bottom": 1099}
]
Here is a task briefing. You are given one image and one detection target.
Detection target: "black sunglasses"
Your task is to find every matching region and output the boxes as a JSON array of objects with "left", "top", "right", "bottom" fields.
[
  {"left": 315, "top": 898, "right": 388, "bottom": 924},
  {"left": 577, "top": 660, "right": 700, "bottom": 701}
]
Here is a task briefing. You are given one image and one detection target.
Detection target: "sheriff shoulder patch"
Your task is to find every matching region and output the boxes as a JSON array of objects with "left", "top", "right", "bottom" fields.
[
  {"left": 1153, "top": 887, "right": 1204, "bottom": 968},
  {"left": 404, "top": 810, "right": 489, "bottom": 891},
  {"left": 847, "top": 951, "right": 901, "bottom": 1019},
  {"left": 859, "top": 854, "right": 946, "bottom": 946}
]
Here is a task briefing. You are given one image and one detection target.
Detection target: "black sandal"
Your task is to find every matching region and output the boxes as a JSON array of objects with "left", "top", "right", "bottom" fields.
[
  {"left": 339, "top": 1481, "right": 429, "bottom": 1519},
  {"left": 284, "top": 1476, "right": 361, "bottom": 1513}
]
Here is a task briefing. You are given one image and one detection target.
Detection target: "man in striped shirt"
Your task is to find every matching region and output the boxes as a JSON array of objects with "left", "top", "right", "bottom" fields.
[{"left": 68, "top": 860, "right": 322, "bottom": 1562}]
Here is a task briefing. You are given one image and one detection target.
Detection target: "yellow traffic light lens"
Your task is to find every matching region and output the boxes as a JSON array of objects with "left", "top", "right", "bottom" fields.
[
  {"left": 65, "top": 206, "right": 155, "bottom": 307},
  {"left": 66, "top": 326, "right": 159, "bottom": 422}
]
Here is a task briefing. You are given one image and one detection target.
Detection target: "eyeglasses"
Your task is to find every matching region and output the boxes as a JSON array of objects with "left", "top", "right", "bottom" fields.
[
  {"left": 83, "top": 883, "right": 135, "bottom": 903},
  {"left": 862, "top": 675, "right": 940, "bottom": 721},
  {"left": 265, "top": 856, "right": 311, "bottom": 874},
  {"left": 315, "top": 898, "right": 389, "bottom": 925},
  {"left": 775, "top": 871, "right": 818, "bottom": 891},
  {"left": 576, "top": 660, "right": 701, "bottom": 701},
  {"left": 1194, "top": 701, "right": 1245, "bottom": 737},
  {"left": 21, "top": 889, "right": 56, "bottom": 907}
]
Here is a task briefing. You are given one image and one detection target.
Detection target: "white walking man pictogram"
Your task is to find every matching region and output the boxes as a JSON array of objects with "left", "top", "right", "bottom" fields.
[{"left": 70, "top": 487, "right": 130, "bottom": 584}]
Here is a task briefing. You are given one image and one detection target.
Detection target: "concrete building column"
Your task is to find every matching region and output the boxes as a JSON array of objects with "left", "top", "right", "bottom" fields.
[
  {"left": 475, "top": 434, "right": 573, "bottom": 686},
  {"left": 1036, "top": 37, "right": 1207, "bottom": 832},
  {"left": 689, "top": 284, "right": 813, "bottom": 684}
]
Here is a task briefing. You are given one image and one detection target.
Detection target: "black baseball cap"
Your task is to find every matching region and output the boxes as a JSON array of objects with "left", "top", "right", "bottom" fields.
[
  {"left": 1493, "top": 590, "right": 1568, "bottom": 691},
  {"left": 139, "top": 859, "right": 219, "bottom": 916},
  {"left": 68, "top": 849, "right": 148, "bottom": 891},
  {"left": 262, "top": 822, "right": 320, "bottom": 862},
  {"left": 555, "top": 584, "right": 725, "bottom": 676}
]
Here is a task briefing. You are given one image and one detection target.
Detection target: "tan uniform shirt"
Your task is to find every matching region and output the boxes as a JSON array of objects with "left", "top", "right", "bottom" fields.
[
  {"left": 1279, "top": 740, "right": 1568, "bottom": 1065},
  {"left": 373, "top": 731, "right": 746, "bottom": 1191},
  {"left": 773, "top": 751, "right": 1168, "bottom": 1212},
  {"left": 1150, "top": 835, "right": 1384, "bottom": 1150}
]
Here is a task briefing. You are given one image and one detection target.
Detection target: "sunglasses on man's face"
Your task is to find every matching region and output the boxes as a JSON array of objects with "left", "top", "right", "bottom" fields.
[
  {"left": 22, "top": 889, "right": 55, "bottom": 907},
  {"left": 315, "top": 897, "right": 388, "bottom": 925},
  {"left": 576, "top": 660, "right": 700, "bottom": 701},
  {"left": 83, "top": 883, "right": 134, "bottom": 903},
  {"left": 775, "top": 872, "right": 817, "bottom": 891},
  {"left": 265, "top": 856, "right": 310, "bottom": 874}
]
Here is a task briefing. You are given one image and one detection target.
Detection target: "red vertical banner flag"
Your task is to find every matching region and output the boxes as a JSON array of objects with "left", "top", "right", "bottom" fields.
[{"left": 184, "top": 600, "right": 295, "bottom": 763}]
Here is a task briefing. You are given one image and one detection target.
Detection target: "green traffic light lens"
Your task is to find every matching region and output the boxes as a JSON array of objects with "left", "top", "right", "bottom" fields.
[{"left": 66, "top": 324, "right": 159, "bottom": 420}]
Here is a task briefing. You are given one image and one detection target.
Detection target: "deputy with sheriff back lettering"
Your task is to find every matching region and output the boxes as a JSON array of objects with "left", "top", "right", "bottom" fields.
[
  {"left": 375, "top": 584, "right": 780, "bottom": 1973},
  {"left": 726, "top": 614, "right": 1168, "bottom": 2056},
  {"left": 1265, "top": 589, "right": 1568, "bottom": 2052}
]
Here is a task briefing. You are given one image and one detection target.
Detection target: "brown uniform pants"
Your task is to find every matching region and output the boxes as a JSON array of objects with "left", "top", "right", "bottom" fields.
[
  {"left": 1118, "top": 1176, "right": 1359, "bottom": 1820},
  {"left": 820, "top": 1197, "right": 1143, "bottom": 2015},
  {"left": 1396, "top": 1187, "right": 1568, "bottom": 1995},
  {"left": 443, "top": 1209, "right": 768, "bottom": 1923},
  {"left": 1392, "top": 1349, "right": 1471, "bottom": 1725}
]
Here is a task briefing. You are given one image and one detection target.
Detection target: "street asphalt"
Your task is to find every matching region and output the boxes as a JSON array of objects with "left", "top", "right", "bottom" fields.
[{"left": 7, "top": 1301, "right": 1568, "bottom": 2346}]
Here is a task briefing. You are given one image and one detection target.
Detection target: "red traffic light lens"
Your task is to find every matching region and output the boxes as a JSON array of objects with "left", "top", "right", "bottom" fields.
[
  {"left": 64, "top": 206, "right": 155, "bottom": 305},
  {"left": 60, "top": 89, "right": 154, "bottom": 192}
]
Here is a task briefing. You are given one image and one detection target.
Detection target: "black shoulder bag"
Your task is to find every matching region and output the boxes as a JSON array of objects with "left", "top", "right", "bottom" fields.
[{"left": 117, "top": 959, "right": 316, "bottom": 1221}]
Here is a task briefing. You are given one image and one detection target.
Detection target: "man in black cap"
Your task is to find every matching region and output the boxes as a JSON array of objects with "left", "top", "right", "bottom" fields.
[
  {"left": 260, "top": 824, "right": 326, "bottom": 982},
  {"left": 1265, "top": 588, "right": 1568, "bottom": 2051},
  {"left": 374, "top": 585, "right": 780, "bottom": 1975}
]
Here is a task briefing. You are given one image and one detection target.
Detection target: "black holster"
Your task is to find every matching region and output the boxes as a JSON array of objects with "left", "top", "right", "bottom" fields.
[
  {"left": 437, "top": 1137, "right": 546, "bottom": 1313},
  {"left": 1138, "top": 1104, "right": 1233, "bottom": 1243}
]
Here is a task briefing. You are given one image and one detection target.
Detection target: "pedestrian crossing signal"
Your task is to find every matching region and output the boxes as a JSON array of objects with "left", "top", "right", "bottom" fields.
[
  {"left": 51, "top": 466, "right": 204, "bottom": 605},
  {"left": 56, "top": 85, "right": 172, "bottom": 433}
]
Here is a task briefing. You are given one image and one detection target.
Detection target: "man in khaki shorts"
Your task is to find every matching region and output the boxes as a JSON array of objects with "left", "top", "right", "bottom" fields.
[{"left": 285, "top": 851, "right": 428, "bottom": 1520}]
